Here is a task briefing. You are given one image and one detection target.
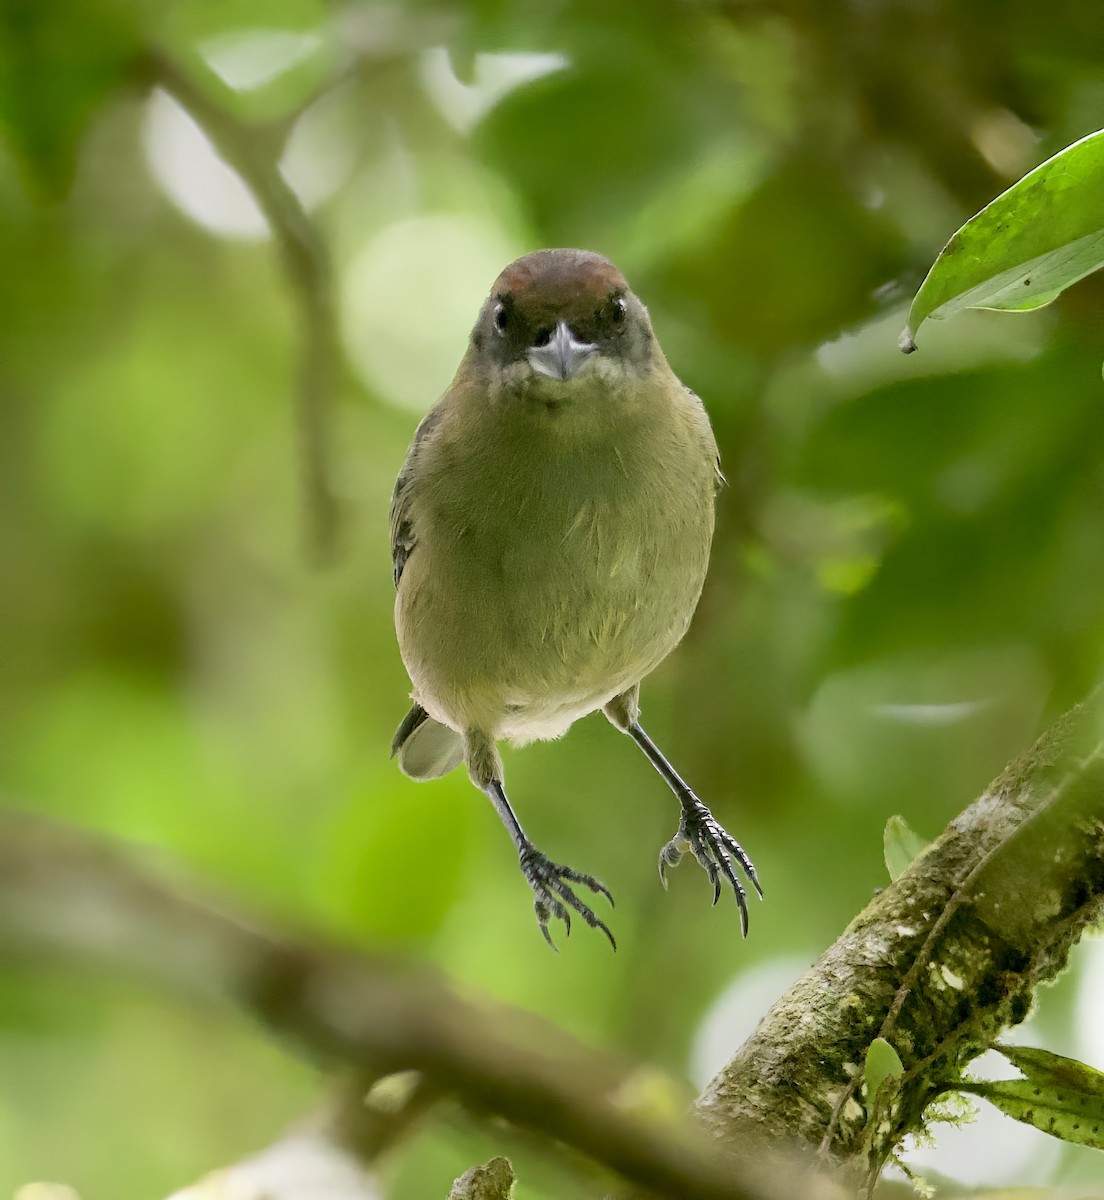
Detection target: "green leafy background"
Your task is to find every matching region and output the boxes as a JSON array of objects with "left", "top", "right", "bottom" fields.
[{"left": 2, "top": 1, "right": 1103, "bottom": 1196}]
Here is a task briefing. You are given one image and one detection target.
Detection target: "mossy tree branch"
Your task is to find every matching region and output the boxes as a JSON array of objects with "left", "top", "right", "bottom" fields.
[{"left": 696, "top": 687, "right": 1104, "bottom": 1187}]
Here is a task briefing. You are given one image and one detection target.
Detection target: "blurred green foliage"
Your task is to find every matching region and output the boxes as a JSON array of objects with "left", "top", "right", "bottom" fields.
[{"left": 2, "top": 1, "right": 1104, "bottom": 1197}]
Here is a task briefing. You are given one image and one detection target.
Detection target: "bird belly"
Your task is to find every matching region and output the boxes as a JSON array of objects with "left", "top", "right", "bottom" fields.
[{"left": 397, "top": 489, "right": 707, "bottom": 744}]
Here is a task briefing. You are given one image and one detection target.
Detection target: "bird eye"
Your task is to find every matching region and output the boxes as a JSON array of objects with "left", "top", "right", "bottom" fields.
[
  {"left": 493, "top": 302, "right": 508, "bottom": 335},
  {"left": 611, "top": 296, "right": 627, "bottom": 324}
]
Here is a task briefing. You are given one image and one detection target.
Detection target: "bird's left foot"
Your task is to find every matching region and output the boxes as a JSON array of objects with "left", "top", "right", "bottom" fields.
[{"left": 658, "top": 795, "right": 762, "bottom": 936}]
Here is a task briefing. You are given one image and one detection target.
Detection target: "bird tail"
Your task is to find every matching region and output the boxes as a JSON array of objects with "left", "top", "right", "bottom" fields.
[{"left": 391, "top": 704, "right": 465, "bottom": 780}]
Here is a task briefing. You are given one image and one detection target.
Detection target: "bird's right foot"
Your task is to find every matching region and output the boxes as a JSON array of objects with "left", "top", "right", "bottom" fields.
[{"left": 518, "top": 844, "right": 616, "bottom": 951}]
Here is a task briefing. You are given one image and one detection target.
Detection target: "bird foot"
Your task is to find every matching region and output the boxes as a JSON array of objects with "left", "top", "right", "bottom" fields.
[
  {"left": 518, "top": 845, "right": 616, "bottom": 951},
  {"left": 658, "top": 795, "right": 762, "bottom": 936}
]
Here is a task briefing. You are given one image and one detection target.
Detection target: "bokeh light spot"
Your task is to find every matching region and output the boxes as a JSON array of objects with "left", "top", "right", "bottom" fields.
[
  {"left": 419, "top": 47, "right": 569, "bottom": 134},
  {"left": 340, "top": 214, "right": 520, "bottom": 412},
  {"left": 200, "top": 29, "right": 324, "bottom": 92},
  {"left": 144, "top": 90, "right": 269, "bottom": 239}
]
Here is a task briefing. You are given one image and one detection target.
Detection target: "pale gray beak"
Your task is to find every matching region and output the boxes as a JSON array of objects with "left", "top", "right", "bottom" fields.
[{"left": 526, "top": 320, "right": 597, "bottom": 381}]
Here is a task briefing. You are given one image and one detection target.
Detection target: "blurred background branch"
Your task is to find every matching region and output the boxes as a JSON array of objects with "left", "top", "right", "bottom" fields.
[
  {"left": 164, "top": 1071, "right": 433, "bottom": 1200},
  {"left": 138, "top": 47, "right": 341, "bottom": 562},
  {"left": 0, "top": 806, "right": 777, "bottom": 1200}
]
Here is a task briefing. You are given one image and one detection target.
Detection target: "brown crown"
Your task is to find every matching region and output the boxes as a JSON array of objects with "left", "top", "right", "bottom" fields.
[{"left": 491, "top": 249, "right": 627, "bottom": 326}]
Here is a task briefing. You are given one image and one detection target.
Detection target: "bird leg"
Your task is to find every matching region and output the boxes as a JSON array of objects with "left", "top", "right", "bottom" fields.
[
  {"left": 482, "top": 778, "right": 616, "bottom": 950},
  {"left": 619, "top": 718, "right": 762, "bottom": 936}
]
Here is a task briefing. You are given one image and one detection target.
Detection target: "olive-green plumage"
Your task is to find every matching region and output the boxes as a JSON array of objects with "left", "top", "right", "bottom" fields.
[
  {"left": 390, "top": 249, "right": 757, "bottom": 948},
  {"left": 393, "top": 249, "right": 718, "bottom": 773}
]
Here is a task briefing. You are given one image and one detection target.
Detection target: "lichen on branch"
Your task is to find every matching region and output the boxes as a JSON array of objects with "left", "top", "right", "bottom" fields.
[{"left": 696, "top": 688, "right": 1104, "bottom": 1185}]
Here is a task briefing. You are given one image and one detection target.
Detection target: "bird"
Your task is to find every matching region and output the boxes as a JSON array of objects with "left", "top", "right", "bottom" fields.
[{"left": 389, "top": 248, "right": 760, "bottom": 948}]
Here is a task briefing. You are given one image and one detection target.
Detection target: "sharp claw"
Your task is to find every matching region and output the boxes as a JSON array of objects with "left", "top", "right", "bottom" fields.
[
  {"left": 703, "top": 860, "right": 720, "bottom": 904},
  {"left": 720, "top": 833, "right": 761, "bottom": 900},
  {"left": 657, "top": 796, "right": 760, "bottom": 932},
  {"left": 577, "top": 907, "right": 614, "bottom": 948},
  {"left": 659, "top": 838, "right": 681, "bottom": 891},
  {"left": 521, "top": 847, "right": 616, "bottom": 949},
  {"left": 583, "top": 875, "right": 615, "bottom": 907},
  {"left": 558, "top": 866, "right": 615, "bottom": 907}
]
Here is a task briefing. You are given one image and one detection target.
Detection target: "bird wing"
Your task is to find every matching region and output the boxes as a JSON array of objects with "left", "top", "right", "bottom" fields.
[
  {"left": 683, "top": 384, "right": 725, "bottom": 493},
  {"left": 389, "top": 406, "right": 441, "bottom": 588}
]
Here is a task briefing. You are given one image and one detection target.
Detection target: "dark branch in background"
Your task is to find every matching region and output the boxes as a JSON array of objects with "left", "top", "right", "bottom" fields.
[
  {"left": 0, "top": 807, "right": 784, "bottom": 1200},
  {"left": 139, "top": 49, "right": 340, "bottom": 563},
  {"left": 696, "top": 686, "right": 1104, "bottom": 1188}
]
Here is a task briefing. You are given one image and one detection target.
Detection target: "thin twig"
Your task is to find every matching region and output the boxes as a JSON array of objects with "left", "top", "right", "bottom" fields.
[{"left": 141, "top": 48, "right": 340, "bottom": 562}]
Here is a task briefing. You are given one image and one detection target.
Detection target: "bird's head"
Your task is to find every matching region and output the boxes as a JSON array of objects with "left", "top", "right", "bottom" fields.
[{"left": 469, "top": 249, "right": 657, "bottom": 398}]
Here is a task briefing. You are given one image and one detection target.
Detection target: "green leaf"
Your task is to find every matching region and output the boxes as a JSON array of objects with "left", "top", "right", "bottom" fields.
[
  {"left": 960, "top": 1045, "right": 1104, "bottom": 1151},
  {"left": 864, "top": 1036, "right": 904, "bottom": 1100},
  {"left": 997, "top": 1043, "right": 1104, "bottom": 1095},
  {"left": 883, "top": 814, "right": 930, "bottom": 882},
  {"left": 900, "top": 128, "right": 1104, "bottom": 351}
]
